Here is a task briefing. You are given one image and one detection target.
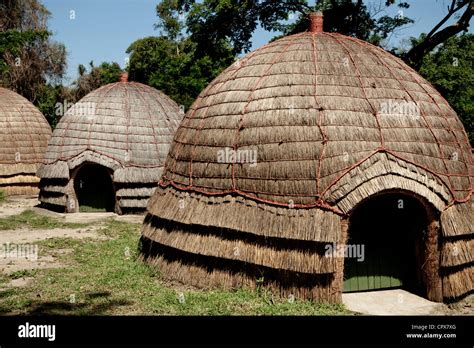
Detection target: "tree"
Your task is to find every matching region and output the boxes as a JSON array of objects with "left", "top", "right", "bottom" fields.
[
  {"left": 157, "top": 0, "right": 414, "bottom": 59},
  {"left": 0, "top": 0, "right": 66, "bottom": 103},
  {"left": 417, "top": 34, "right": 473, "bottom": 145},
  {"left": 127, "top": 33, "right": 234, "bottom": 109},
  {"left": 404, "top": 0, "right": 473, "bottom": 69},
  {"left": 130, "top": 0, "right": 412, "bottom": 109},
  {"left": 72, "top": 61, "right": 123, "bottom": 101},
  {"left": 150, "top": 0, "right": 472, "bottom": 134},
  {"left": 35, "top": 83, "right": 71, "bottom": 128}
]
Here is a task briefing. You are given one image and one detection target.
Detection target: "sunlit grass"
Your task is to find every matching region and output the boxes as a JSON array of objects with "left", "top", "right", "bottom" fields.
[
  {"left": 0, "top": 220, "right": 351, "bottom": 315},
  {"left": 0, "top": 210, "right": 87, "bottom": 230}
]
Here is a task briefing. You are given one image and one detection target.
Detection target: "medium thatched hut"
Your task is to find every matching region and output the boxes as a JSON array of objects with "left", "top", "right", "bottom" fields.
[
  {"left": 37, "top": 76, "right": 183, "bottom": 214},
  {"left": 140, "top": 13, "right": 473, "bottom": 303},
  {"left": 0, "top": 87, "right": 52, "bottom": 196}
]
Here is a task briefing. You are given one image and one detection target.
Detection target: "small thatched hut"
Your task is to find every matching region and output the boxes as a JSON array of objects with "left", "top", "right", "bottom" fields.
[
  {"left": 0, "top": 87, "right": 52, "bottom": 196},
  {"left": 140, "top": 13, "right": 473, "bottom": 303},
  {"left": 37, "top": 76, "right": 183, "bottom": 214}
]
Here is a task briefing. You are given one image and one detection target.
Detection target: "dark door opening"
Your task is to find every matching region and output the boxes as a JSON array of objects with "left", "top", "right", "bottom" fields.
[
  {"left": 74, "top": 163, "right": 115, "bottom": 212},
  {"left": 343, "top": 192, "right": 427, "bottom": 294}
]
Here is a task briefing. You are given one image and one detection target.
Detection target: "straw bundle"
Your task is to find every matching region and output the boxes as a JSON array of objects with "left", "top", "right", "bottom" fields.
[
  {"left": 37, "top": 81, "right": 183, "bottom": 213},
  {"left": 0, "top": 87, "right": 52, "bottom": 195},
  {"left": 141, "top": 15, "right": 473, "bottom": 302},
  {"left": 439, "top": 198, "right": 473, "bottom": 298}
]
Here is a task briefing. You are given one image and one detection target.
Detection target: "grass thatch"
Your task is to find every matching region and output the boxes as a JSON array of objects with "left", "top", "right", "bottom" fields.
[
  {"left": 36, "top": 162, "right": 69, "bottom": 179},
  {"left": 0, "top": 174, "right": 40, "bottom": 185},
  {"left": 147, "top": 187, "right": 341, "bottom": 242},
  {"left": 442, "top": 265, "right": 474, "bottom": 299},
  {"left": 0, "top": 185, "right": 39, "bottom": 196},
  {"left": 142, "top": 23, "right": 473, "bottom": 301},
  {"left": 142, "top": 215, "right": 337, "bottom": 274},
  {"left": 160, "top": 32, "right": 471, "bottom": 207},
  {"left": 441, "top": 238, "right": 474, "bottom": 267},
  {"left": 0, "top": 87, "right": 52, "bottom": 196},
  {"left": 38, "top": 82, "right": 184, "bottom": 212},
  {"left": 441, "top": 199, "right": 474, "bottom": 237},
  {"left": 327, "top": 152, "right": 450, "bottom": 212},
  {"left": 140, "top": 236, "right": 341, "bottom": 303}
]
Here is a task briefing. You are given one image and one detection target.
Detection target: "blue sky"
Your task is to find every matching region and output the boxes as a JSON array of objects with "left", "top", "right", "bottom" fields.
[{"left": 42, "top": 0, "right": 472, "bottom": 84}]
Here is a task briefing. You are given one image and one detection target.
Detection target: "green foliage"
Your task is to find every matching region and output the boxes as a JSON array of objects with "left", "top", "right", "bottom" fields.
[
  {"left": 418, "top": 34, "right": 474, "bottom": 145},
  {"left": 72, "top": 61, "right": 123, "bottom": 101},
  {"left": 0, "top": 29, "right": 48, "bottom": 74},
  {"left": 0, "top": 0, "right": 66, "bottom": 103},
  {"left": 127, "top": 36, "right": 233, "bottom": 109},
  {"left": 158, "top": 0, "right": 413, "bottom": 58},
  {"left": 133, "top": 0, "right": 416, "bottom": 110},
  {"left": 35, "top": 84, "right": 68, "bottom": 129},
  {"left": 0, "top": 190, "right": 5, "bottom": 202},
  {"left": 9, "top": 269, "right": 38, "bottom": 280},
  {"left": 98, "top": 62, "right": 123, "bottom": 85}
]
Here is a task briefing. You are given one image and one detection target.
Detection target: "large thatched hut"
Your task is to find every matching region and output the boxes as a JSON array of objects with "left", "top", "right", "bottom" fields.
[
  {"left": 140, "top": 13, "right": 473, "bottom": 303},
  {"left": 37, "top": 76, "right": 183, "bottom": 214},
  {"left": 0, "top": 87, "right": 52, "bottom": 195}
]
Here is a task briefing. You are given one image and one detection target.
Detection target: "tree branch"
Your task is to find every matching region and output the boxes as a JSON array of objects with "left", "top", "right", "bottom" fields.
[
  {"left": 404, "top": 0, "right": 472, "bottom": 69},
  {"left": 426, "top": 0, "right": 466, "bottom": 38}
]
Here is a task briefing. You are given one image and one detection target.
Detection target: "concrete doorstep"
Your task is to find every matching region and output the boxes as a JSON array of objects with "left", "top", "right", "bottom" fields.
[{"left": 342, "top": 289, "right": 447, "bottom": 315}]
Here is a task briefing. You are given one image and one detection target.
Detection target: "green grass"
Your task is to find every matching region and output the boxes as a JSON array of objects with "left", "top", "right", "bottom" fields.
[
  {"left": 0, "top": 220, "right": 351, "bottom": 315},
  {"left": 0, "top": 189, "right": 5, "bottom": 203},
  {"left": 9, "top": 269, "right": 38, "bottom": 280},
  {"left": 0, "top": 210, "right": 88, "bottom": 230},
  {"left": 79, "top": 205, "right": 107, "bottom": 213}
]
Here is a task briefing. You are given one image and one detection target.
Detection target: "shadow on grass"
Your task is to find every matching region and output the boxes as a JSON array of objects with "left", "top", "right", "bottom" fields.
[{"left": 0, "top": 289, "right": 132, "bottom": 315}]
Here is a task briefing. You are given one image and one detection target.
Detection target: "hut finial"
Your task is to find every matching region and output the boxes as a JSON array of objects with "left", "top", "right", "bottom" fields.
[
  {"left": 120, "top": 72, "right": 129, "bottom": 82},
  {"left": 309, "top": 12, "right": 324, "bottom": 33}
]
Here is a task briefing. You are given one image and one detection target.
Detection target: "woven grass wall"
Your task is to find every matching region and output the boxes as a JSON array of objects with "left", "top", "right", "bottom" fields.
[
  {"left": 440, "top": 198, "right": 473, "bottom": 299},
  {"left": 0, "top": 88, "right": 52, "bottom": 195}
]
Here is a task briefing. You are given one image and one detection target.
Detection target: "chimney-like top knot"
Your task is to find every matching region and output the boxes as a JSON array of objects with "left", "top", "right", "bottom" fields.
[
  {"left": 309, "top": 12, "right": 324, "bottom": 33},
  {"left": 120, "top": 72, "right": 129, "bottom": 82}
]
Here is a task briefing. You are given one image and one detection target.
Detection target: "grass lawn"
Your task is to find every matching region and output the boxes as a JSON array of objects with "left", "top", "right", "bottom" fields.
[
  {"left": 0, "top": 190, "right": 4, "bottom": 203},
  {"left": 0, "top": 218, "right": 351, "bottom": 315},
  {"left": 0, "top": 210, "right": 87, "bottom": 230}
]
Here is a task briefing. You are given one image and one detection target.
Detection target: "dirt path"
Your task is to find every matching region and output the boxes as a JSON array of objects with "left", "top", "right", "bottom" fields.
[
  {"left": 0, "top": 225, "right": 105, "bottom": 245},
  {"left": 0, "top": 196, "right": 39, "bottom": 218},
  {"left": 31, "top": 207, "right": 144, "bottom": 224},
  {"left": 0, "top": 196, "right": 142, "bottom": 281},
  {"left": 0, "top": 225, "right": 105, "bottom": 276}
]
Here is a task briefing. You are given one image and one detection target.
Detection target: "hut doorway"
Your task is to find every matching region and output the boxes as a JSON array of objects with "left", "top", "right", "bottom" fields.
[
  {"left": 343, "top": 192, "right": 429, "bottom": 295},
  {"left": 74, "top": 163, "right": 115, "bottom": 212}
]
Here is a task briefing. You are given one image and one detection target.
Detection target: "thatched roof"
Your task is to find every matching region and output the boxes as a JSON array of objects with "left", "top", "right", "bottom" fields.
[
  {"left": 158, "top": 33, "right": 472, "bottom": 207},
  {"left": 142, "top": 14, "right": 473, "bottom": 301},
  {"left": 0, "top": 87, "right": 52, "bottom": 195},
  {"left": 38, "top": 81, "right": 183, "bottom": 182},
  {"left": 0, "top": 87, "right": 51, "bottom": 166},
  {"left": 37, "top": 81, "right": 184, "bottom": 212}
]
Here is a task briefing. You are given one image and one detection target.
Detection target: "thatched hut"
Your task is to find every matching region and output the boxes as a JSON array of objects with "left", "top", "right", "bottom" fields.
[
  {"left": 140, "top": 13, "right": 473, "bottom": 303},
  {"left": 37, "top": 75, "right": 183, "bottom": 214},
  {"left": 0, "top": 87, "right": 52, "bottom": 196}
]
